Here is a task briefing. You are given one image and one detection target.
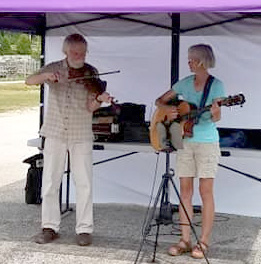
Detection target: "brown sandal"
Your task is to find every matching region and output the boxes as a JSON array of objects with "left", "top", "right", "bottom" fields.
[
  {"left": 191, "top": 241, "right": 208, "bottom": 259},
  {"left": 168, "top": 238, "right": 192, "bottom": 256}
]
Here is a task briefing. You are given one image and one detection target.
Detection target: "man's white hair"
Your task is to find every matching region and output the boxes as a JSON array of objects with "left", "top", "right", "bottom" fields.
[{"left": 62, "top": 34, "right": 87, "bottom": 54}]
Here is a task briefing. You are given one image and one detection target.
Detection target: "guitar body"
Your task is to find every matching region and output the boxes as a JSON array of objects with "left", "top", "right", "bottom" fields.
[
  {"left": 149, "top": 93, "right": 246, "bottom": 151},
  {"left": 150, "top": 101, "right": 196, "bottom": 151}
]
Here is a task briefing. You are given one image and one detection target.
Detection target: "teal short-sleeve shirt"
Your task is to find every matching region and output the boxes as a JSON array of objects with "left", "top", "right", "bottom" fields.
[{"left": 172, "top": 75, "right": 225, "bottom": 143}]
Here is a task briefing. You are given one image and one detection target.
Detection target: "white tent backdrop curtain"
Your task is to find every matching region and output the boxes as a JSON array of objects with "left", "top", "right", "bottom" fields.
[
  {"left": 43, "top": 13, "right": 261, "bottom": 217},
  {"left": 45, "top": 35, "right": 172, "bottom": 120},
  {"left": 179, "top": 35, "right": 261, "bottom": 129},
  {"left": 45, "top": 13, "right": 261, "bottom": 129},
  {"left": 45, "top": 34, "right": 261, "bottom": 128}
]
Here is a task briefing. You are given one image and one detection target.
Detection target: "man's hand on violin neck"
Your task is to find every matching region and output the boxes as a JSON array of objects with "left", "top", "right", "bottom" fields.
[{"left": 97, "top": 92, "right": 113, "bottom": 104}]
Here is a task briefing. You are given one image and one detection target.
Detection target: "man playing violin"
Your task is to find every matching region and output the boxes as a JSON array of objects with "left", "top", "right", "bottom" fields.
[{"left": 26, "top": 33, "right": 112, "bottom": 246}]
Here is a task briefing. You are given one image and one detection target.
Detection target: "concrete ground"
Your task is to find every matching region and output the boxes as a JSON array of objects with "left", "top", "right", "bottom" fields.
[
  {"left": 0, "top": 107, "right": 39, "bottom": 187},
  {"left": 0, "top": 108, "right": 261, "bottom": 264},
  {"left": 0, "top": 180, "right": 261, "bottom": 264}
]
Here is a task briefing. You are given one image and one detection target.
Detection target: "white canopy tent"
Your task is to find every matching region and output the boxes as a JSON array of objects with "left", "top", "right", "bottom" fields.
[
  {"left": 42, "top": 12, "right": 261, "bottom": 217},
  {"left": 0, "top": 8, "right": 260, "bottom": 216},
  {"left": 45, "top": 12, "right": 261, "bottom": 129}
]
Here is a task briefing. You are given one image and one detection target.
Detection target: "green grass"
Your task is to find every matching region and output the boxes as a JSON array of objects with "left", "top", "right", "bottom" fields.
[{"left": 0, "top": 82, "right": 40, "bottom": 113}]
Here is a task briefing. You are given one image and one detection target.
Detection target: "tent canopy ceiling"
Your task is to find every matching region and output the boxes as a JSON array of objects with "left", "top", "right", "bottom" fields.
[
  {"left": 0, "top": 12, "right": 45, "bottom": 34},
  {"left": 1, "top": 12, "right": 261, "bottom": 36},
  {"left": 0, "top": 0, "right": 261, "bottom": 34}
]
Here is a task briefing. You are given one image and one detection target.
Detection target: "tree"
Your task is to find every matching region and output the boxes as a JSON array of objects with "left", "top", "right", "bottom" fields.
[
  {"left": 16, "top": 34, "right": 32, "bottom": 55},
  {"left": 0, "top": 35, "right": 12, "bottom": 55},
  {"left": 31, "top": 35, "right": 41, "bottom": 59},
  {"left": 0, "top": 31, "right": 41, "bottom": 59}
]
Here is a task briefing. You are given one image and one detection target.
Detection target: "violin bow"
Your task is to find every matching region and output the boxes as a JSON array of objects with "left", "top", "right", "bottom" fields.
[{"left": 68, "top": 70, "right": 120, "bottom": 82}]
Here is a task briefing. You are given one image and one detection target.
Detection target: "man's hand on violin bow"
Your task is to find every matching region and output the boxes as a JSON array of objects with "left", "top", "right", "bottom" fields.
[{"left": 42, "top": 72, "right": 60, "bottom": 83}]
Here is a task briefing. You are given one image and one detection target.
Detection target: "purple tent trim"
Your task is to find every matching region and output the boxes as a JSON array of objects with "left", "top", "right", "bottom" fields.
[{"left": 0, "top": 0, "right": 261, "bottom": 12}]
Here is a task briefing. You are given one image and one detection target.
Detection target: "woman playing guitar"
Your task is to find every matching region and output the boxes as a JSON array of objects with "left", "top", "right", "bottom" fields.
[{"left": 155, "top": 44, "right": 225, "bottom": 260}]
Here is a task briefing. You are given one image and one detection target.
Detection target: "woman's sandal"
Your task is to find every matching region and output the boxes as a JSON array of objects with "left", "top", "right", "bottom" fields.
[
  {"left": 191, "top": 241, "right": 209, "bottom": 259},
  {"left": 168, "top": 238, "right": 192, "bottom": 256}
]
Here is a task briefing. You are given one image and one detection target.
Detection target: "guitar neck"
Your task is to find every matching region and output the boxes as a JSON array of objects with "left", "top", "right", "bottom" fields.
[{"left": 181, "top": 100, "right": 225, "bottom": 121}]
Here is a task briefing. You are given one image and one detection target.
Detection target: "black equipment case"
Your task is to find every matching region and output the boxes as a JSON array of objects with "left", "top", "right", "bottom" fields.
[{"left": 23, "top": 153, "right": 43, "bottom": 204}]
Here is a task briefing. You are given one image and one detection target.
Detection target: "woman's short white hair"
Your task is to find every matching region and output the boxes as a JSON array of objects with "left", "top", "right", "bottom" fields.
[
  {"left": 188, "top": 44, "right": 215, "bottom": 69},
  {"left": 62, "top": 34, "right": 87, "bottom": 54}
]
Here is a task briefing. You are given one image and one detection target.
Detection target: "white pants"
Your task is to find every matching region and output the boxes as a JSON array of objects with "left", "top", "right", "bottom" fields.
[{"left": 42, "top": 138, "right": 93, "bottom": 234}]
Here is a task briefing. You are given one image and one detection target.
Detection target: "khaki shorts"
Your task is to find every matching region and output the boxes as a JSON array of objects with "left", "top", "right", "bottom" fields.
[{"left": 176, "top": 142, "right": 220, "bottom": 179}]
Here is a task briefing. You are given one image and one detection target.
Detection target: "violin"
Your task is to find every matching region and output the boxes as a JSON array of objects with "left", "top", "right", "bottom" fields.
[
  {"left": 86, "top": 78, "right": 120, "bottom": 115},
  {"left": 62, "top": 65, "right": 120, "bottom": 113},
  {"left": 70, "top": 68, "right": 120, "bottom": 114},
  {"left": 84, "top": 77, "right": 107, "bottom": 96},
  {"left": 67, "top": 66, "right": 119, "bottom": 95}
]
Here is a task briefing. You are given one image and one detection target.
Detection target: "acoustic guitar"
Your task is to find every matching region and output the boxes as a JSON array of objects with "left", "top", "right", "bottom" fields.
[{"left": 149, "top": 94, "right": 246, "bottom": 151}]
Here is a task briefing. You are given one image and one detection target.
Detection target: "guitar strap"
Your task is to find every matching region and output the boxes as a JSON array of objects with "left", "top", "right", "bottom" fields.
[{"left": 195, "top": 75, "right": 214, "bottom": 124}]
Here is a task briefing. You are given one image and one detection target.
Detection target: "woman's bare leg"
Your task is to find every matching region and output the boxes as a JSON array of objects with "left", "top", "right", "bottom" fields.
[
  {"left": 199, "top": 178, "right": 215, "bottom": 245},
  {"left": 179, "top": 177, "right": 194, "bottom": 242}
]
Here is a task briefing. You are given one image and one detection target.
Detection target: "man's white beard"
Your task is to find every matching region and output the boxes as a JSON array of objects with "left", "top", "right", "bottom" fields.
[{"left": 67, "top": 59, "right": 84, "bottom": 69}]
